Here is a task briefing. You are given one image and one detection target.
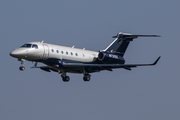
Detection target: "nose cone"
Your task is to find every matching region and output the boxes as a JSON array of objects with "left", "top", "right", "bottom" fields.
[
  {"left": 10, "top": 49, "right": 27, "bottom": 58},
  {"left": 10, "top": 50, "right": 18, "bottom": 58}
]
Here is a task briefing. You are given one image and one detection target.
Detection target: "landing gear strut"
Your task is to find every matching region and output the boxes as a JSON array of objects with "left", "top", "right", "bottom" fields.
[
  {"left": 61, "top": 72, "right": 70, "bottom": 82},
  {"left": 19, "top": 59, "right": 25, "bottom": 71}
]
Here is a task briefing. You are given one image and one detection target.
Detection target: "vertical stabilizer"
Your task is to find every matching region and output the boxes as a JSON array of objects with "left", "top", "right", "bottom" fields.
[
  {"left": 104, "top": 32, "right": 160, "bottom": 57},
  {"left": 104, "top": 32, "right": 133, "bottom": 57}
]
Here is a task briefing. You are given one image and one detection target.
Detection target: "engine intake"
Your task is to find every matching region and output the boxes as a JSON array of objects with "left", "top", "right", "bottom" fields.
[{"left": 98, "top": 52, "right": 125, "bottom": 64}]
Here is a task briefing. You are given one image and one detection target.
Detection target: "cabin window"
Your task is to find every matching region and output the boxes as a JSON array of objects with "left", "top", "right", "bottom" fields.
[
  {"left": 75, "top": 53, "right": 78, "bottom": 56},
  {"left": 32, "top": 44, "right": 38, "bottom": 49},
  {"left": 21, "top": 44, "right": 32, "bottom": 48},
  {"left": 56, "top": 50, "right": 59, "bottom": 53},
  {"left": 52, "top": 49, "right": 54, "bottom": 52},
  {"left": 61, "top": 51, "right": 64, "bottom": 54},
  {"left": 66, "top": 51, "right": 68, "bottom": 55},
  {"left": 71, "top": 52, "right": 73, "bottom": 55}
]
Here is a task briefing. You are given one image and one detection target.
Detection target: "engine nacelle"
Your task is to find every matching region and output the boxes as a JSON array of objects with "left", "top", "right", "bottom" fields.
[{"left": 98, "top": 52, "right": 125, "bottom": 64}]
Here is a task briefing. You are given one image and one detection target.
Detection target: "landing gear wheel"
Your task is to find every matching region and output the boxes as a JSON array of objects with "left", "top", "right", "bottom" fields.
[
  {"left": 19, "top": 66, "right": 25, "bottom": 71},
  {"left": 62, "top": 76, "right": 70, "bottom": 82},
  {"left": 61, "top": 72, "right": 70, "bottom": 82},
  {"left": 83, "top": 75, "right": 91, "bottom": 82}
]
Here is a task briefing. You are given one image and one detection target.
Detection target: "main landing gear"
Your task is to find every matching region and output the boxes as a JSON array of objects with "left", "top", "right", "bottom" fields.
[
  {"left": 83, "top": 74, "right": 91, "bottom": 82},
  {"left": 82, "top": 69, "right": 91, "bottom": 82},
  {"left": 61, "top": 72, "right": 70, "bottom": 82},
  {"left": 19, "top": 59, "right": 25, "bottom": 71},
  {"left": 60, "top": 73, "right": 91, "bottom": 82}
]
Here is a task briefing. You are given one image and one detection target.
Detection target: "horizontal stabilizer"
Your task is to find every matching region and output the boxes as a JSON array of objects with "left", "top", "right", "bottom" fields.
[{"left": 112, "top": 33, "right": 161, "bottom": 39}]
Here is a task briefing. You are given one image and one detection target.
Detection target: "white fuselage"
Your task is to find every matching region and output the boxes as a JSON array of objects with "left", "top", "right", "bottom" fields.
[
  {"left": 10, "top": 42, "right": 99, "bottom": 63},
  {"left": 45, "top": 42, "right": 99, "bottom": 62}
]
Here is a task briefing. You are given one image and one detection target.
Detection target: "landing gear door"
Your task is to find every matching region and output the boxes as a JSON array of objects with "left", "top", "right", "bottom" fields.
[{"left": 43, "top": 44, "right": 49, "bottom": 60}]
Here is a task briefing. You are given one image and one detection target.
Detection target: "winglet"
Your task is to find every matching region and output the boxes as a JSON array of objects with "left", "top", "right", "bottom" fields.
[{"left": 152, "top": 56, "right": 161, "bottom": 65}]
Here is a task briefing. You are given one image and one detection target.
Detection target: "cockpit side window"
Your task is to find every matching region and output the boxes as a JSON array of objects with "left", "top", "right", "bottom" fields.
[
  {"left": 21, "top": 44, "right": 32, "bottom": 48},
  {"left": 32, "top": 44, "right": 38, "bottom": 49}
]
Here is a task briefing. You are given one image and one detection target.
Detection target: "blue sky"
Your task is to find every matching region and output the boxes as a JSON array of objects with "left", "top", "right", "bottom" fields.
[{"left": 1, "top": 0, "right": 180, "bottom": 120}]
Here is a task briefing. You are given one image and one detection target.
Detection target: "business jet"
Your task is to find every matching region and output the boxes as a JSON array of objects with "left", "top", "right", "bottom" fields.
[{"left": 10, "top": 32, "right": 161, "bottom": 82}]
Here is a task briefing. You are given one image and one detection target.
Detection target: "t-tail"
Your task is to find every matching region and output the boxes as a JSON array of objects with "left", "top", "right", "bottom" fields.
[{"left": 104, "top": 32, "right": 160, "bottom": 57}]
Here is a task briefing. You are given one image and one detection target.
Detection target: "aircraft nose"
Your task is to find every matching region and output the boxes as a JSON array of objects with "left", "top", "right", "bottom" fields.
[
  {"left": 10, "top": 49, "right": 27, "bottom": 58},
  {"left": 10, "top": 50, "right": 19, "bottom": 58}
]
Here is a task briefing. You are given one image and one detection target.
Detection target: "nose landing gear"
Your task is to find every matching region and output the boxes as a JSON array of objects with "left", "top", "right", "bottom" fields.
[
  {"left": 19, "top": 66, "right": 25, "bottom": 71},
  {"left": 19, "top": 59, "right": 25, "bottom": 71}
]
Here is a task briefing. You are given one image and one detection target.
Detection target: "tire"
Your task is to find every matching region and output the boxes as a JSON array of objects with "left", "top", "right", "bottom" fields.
[
  {"left": 19, "top": 66, "right": 25, "bottom": 71},
  {"left": 62, "top": 76, "right": 70, "bottom": 82},
  {"left": 83, "top": 75, "right": 90, "bottom": 81}
]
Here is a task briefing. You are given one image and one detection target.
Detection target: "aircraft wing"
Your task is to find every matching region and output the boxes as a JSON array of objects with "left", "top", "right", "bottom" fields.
[
  {"left": 62, "top": 56, "right": 161, "bottom": 70},
  {"left": 31, "top": 57, "right": 160, "bottom": 72}
]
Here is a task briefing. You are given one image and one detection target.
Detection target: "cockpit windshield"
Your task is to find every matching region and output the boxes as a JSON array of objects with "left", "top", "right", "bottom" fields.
[
  {"left": 20, "top": 44, "right": 38, "bottom": 49},
  {"left": 32, "top": 44, "right": 38, "bottom": 49},
  {"left": 21, "top": 44, "right": 32, "bottom": 48}
]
